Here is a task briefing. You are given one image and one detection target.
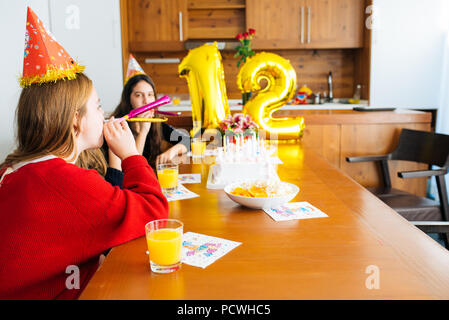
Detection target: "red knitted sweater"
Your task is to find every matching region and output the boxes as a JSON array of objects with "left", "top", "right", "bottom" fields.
[{"left": 0, "top": 155, "right": 169, "bottom": 299}]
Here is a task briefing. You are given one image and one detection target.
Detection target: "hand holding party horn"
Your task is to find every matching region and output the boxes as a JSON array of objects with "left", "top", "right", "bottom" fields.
[
  {"left": 126, "top": 110, "right": 181, "bottom": 122},
  {"left": 104, "top": 95, "right": 179, "bottom": 123},
  {"left": 127, "top": 117, "right": 168, "bottom": 123}
]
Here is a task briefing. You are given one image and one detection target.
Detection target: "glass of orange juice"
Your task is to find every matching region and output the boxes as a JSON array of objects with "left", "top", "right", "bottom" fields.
[
  {"left": 157, "top": 164, "right": 178, "bottom": 192},
  {"left": 145, "top": 219, "right": 183, "bottom": 273},
  {"left": 191, "top": 138, "right": 206, "bottom": 158}
]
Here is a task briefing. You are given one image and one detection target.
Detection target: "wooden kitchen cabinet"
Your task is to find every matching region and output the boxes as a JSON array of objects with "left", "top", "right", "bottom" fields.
[
  {"left": 125, "top": 0, "right": 364, "bottom": 51},
  {"left": 187, "top": 0, "right": 246, "bottom": 39},
  {"left": 125, "top": 0, "right": 246, "bottom": 51},
  {"left": 303, "top": 0, "right": 364, "bottom": 48},
  {"left": 246, "top": 0, "right": 303, "bottom": 49},
  {"left": 127, "top": 0, "right": 188, "bottom": 52},
  {"left": 247, "top": 0, "right": 364, "bottom": 49}
]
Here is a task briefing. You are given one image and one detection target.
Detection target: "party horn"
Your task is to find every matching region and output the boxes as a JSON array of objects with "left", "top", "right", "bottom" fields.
[
  {"left": 123, "top": 95, "right": 171, "bottom": 120},
  {"left": 127, "top": 118, "right": 168, "bottom": 123},
  {"left": 154, "top": 110, "right": 181, "bottom": 116},
  {"left": 104, "top": 117, "right": 166, "bottom": 123}
]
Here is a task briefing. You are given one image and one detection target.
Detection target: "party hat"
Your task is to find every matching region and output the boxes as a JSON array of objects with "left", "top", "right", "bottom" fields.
[
  {"left": 124, "top": 54, "right": 146, "bottom": 84},
  {"left": 20, "top": 7, "right": 85, "bottom": 88}
]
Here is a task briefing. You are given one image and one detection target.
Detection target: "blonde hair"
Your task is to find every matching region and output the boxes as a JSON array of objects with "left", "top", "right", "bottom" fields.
[
  {"left": 77, "top": 149, "right": 107, "bottom": 176},
  {"left": 1, "top": 73, "right": 106, "bottom": 172}
]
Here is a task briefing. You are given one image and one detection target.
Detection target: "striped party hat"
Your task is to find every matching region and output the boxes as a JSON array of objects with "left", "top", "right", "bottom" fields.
[{"left": 124, "top": 54, "right": 146, "bottom": 85}]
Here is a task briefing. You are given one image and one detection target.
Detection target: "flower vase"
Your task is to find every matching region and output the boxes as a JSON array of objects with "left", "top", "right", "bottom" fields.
[
  {"left": 242, "top": 92, "right": 252, "bottom": 106},
  {"left": 224, "top": 132, "right": 243, "bottom": 145}
]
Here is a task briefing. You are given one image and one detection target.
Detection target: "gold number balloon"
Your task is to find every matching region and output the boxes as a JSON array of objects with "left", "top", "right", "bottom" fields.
[
  {"left": 179, "top": 42, "right": 231, "bottom": 137},
  {"left": 237, "top": 52, "right": 305, "bottom": 139}
]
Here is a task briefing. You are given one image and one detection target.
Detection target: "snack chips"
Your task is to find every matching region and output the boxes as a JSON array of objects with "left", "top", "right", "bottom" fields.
[{"left": 230, "top": 180, "right": 292, "bottom": 198}]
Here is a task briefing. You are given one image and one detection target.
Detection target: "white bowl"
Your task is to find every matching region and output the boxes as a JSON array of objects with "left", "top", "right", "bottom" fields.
[{"left": 224, "top": 181, "right": 299, "bottom": 209}]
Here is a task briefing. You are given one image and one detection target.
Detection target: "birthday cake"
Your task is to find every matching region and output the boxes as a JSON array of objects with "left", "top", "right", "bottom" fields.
[{"left": 207, "top": 136, "right": 280, "bottom": 189}]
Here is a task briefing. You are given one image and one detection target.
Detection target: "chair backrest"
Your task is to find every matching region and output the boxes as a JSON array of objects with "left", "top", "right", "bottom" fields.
[{"left": 391, "top": 129, "right": 449, "bottom": 168}]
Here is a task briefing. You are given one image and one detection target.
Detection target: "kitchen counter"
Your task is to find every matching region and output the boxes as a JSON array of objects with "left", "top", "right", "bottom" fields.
[
  {"left": 164, "top": 109, "right": 432, "bottom": 197},
  {"left": 158, "top": 99, "right": 438, "bottom": 111},
  {"left": 165, "top": 108, "right": 431, "bottom": 128},
  {"left": 158, "top": 99, "right": 369, "bottom": 111}
]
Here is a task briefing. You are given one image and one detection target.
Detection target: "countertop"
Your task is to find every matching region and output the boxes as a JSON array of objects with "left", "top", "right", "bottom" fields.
[
  {"left": 158, "top": 99, "right": 367, "bottom": 111},
  {"left": 164, "top": 108, "right": 432, "bottom": 129},
  {"left": 158, "top": 99, "right": 438, "bottom": 111}
]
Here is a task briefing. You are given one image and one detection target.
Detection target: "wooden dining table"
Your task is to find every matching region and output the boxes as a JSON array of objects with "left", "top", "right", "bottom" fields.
[{"left": 79, "top": 142, "right": 449, "bottom": 299}]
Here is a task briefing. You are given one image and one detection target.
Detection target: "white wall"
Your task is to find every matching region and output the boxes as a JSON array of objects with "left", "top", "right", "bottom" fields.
[
  {"left": 437, "top": 32, "right": 449, "bottom": 134},
  {"left": 370, "top": 0, "right": 449, "bottom": 109},
  {"left": 369, "top": 0, "right": 449, "bottom": 200},
  {"left": 370, "top": 1, "right": 449, "bottom": 200},
  {"left": 0, "top": 0, "right": 122, "bottom": 161},
  {"left": 48, "top": 0, "right": 123, "bottom": 112},
  {"left": 0, "top": 0, "right": 49, "bottom": 161}
]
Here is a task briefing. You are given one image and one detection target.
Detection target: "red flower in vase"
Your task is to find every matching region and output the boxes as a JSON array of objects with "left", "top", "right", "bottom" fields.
[
  {"left": 234, "top": 28, "right": 256, "bottom": 68},
  {"left": 235, "top": 33, "right": 244, "bottom": 41}
]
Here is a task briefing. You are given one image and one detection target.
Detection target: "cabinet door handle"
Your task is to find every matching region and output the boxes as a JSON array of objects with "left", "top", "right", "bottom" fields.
[
  {"left": 300, "top": 6, "right": 304, "bottom": 44},
  {"left": 307, "top": 7, "right": 311, "bottom": 43},
  {"left": 179, "top": 11, "right": 183, "bottom": 41}
]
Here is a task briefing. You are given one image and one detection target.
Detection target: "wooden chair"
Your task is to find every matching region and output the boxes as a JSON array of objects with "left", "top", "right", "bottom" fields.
[{"left": 346, "top": 129, "right": 449, "bottom": 247}]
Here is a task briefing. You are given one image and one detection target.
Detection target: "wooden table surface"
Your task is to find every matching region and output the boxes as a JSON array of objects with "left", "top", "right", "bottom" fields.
[{"left": 80, "top": 143, "right": 449, "bottom": 300}]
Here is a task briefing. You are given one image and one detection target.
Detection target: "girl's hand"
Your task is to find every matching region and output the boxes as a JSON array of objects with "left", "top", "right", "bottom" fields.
[
  {"left": 156, "top": 150, "right": 174, "bottom": 166},
  {"left": 156, "top": 144, "right": 188, "bottom": 166},
  {"left": 133, "top": 110, "right": 155, "bottom": 155},
  {"left": 103, "top": 117, "right": 139, "bottom": 160},
  {"left": 132, "top": 110, "right": 155, "bottom": 135}
]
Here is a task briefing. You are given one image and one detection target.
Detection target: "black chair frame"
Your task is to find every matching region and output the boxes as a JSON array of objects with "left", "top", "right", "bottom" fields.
[{"left": 346, "top": 129, "right": 449, "bottom": 247}]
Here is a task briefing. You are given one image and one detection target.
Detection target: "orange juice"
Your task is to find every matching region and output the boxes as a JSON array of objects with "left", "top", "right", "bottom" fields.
[
  {"left": 146, "top": 229, "right": 182, "bottom": 265},
  {"left": 191, "top": 140, "right": 206, "bottom": 157},
  {"left": 157, "top": 168, "right": 178, "bottom": 190}
]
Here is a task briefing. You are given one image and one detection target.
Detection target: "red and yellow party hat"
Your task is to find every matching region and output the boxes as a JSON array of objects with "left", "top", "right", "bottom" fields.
[
  {"left": 20, "top": 7, "right": 85, "bottom": 88},
  {"left": 124, "top": 54, "right": 146, "bottom": 85}
]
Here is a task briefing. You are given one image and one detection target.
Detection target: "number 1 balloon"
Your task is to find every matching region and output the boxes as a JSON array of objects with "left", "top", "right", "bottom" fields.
[{"left": 179, "top": 43, "right": 231, "bottom": 137}]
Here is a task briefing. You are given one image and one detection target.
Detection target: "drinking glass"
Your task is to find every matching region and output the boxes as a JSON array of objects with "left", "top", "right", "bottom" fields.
[
  {"left": 191, "top": 138, "right": 206, "bottom": 158},
  {"left": 157, "top": 164, "right": 178, "bottom": 192},
  {"left": 145, "top": 219, "right": 183, "bottom": 273}
]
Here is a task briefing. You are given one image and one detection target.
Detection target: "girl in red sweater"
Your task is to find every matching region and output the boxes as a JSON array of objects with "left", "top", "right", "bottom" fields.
[{"left": 0, "top": 7, "right": 169, "bottom": 300}]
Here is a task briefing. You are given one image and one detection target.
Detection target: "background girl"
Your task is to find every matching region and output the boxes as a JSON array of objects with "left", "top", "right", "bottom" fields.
[{"left": 106, "top": 56, "right": 190, "bottom": 172}]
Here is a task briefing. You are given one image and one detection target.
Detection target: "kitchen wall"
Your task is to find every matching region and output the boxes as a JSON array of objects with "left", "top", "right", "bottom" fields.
[
  {"left": 369, "top": 0, "right": 449, "bottom": 199},
  {"left": 0, "top": 0, "right": 123, "bottom": 161},
  {"left": 370, "top": 0, "right": 449, "bottom": 108},
  {"left": 137, "top": 49, "right": 357, "bottom": 100},
  {"left": 433, "top": 31, "right": 449, "bottom": 200},
  {"left": 48, "top": 0, "right": 123, "bottom": 111},
  {"left": 0, "top": 0, "right": 48, "bottom": 162},
  {"left": 3, "top": 1, "right": 449, "bottom": 161},
  {"left": 438, "top": 32, "right": 449, "bottom": 134}
]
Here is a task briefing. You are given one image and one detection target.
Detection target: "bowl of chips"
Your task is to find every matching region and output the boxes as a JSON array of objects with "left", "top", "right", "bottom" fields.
[{"left": 224, "top": 179, "right": 299, "bottom": 209}]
